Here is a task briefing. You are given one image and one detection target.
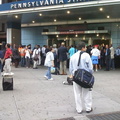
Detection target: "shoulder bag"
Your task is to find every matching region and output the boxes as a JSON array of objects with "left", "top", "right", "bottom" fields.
[
  {"left": 34, "top": 50, "right": 39, "bottom": 61},
  {"left": 73, "top": 52, "right": 94, "bottom": 88}
]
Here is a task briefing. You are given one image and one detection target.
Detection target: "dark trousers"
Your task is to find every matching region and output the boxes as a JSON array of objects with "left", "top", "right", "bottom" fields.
[
  {"left": 41, "top": 55, "right": 45, "bottom": 65},
  {"left": 21, "top": 57, "right": 25, "bottom": 67},
  {"left": 105, "top": 56, "right": 110, "bottom": 70},
  {"left": 14, "top": 58, "right": 19, "bottom": 68},
  {"left": 26, "top": 57, "right": 30, "bottom": 68},
  {"left": 1, "top": 61, "right": 5, "bottom": 72}
]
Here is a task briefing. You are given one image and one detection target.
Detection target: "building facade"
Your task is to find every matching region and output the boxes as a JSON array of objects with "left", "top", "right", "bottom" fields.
[{"left": 0, "top": 0, "right": 120, "bottom": 48}]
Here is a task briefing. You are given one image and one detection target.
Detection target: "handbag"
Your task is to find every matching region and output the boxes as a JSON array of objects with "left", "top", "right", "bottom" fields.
[
  {"left": 34, "top": 55, "right": 39, "bottom": 61},
  {"left": 73, "top": 52, "right": 94, "bottom": 88},
  {"left": 51, "top": 67, "right": 55, "bottom": 73},
  {"left": 67, "top": 77, "right": 73, "bottom": 85},
  {"left": 33, "top": 50, "right": 39, "bottom": 61}
]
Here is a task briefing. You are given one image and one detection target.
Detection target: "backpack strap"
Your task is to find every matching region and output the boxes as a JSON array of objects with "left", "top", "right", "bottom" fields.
[{"left": 77, "top": 51, "right": 84, "bottom": 67}]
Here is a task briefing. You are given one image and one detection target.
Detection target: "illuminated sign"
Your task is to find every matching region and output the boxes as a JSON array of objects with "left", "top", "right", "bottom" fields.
[{"left": 11, "top": 0, "right": 97, "bottom": 9}]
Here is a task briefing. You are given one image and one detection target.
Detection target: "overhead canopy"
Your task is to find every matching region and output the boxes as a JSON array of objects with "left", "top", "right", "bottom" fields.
[{"left": 0, "top": 0, "right": 120, "bottom": 26}]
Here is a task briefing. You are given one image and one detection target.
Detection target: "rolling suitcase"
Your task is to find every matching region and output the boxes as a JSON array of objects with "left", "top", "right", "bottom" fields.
[{"left": 2, "top": 75, "right": 13, "bottom": 91}]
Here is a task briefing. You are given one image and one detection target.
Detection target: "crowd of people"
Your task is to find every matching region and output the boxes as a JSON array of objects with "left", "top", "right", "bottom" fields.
[{"left": 0, "top": 42, "right": 120, "bottom": 74}]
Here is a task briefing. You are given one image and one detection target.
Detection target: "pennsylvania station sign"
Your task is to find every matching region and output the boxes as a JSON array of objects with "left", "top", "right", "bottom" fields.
[{"left": 11, "top": 0, "right": 97, "bottom": 9}]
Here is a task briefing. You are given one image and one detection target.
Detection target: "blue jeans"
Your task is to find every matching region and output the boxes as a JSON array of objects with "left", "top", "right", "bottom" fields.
[
  {"left": 45, "top": 67, "right": 51, "bottom": 79},
  {"left": 21, "top": 57, "right": 25, "bottom": 67}
]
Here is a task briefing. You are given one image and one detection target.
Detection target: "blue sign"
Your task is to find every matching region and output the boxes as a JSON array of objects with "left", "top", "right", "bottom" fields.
[{"left": 0, "top": 0, "right": 98, "bottom": 11}]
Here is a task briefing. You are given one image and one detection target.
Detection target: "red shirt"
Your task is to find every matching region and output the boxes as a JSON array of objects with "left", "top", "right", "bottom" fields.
[{"left": 4, "top": 48, "right": 12, "bottom": 59}]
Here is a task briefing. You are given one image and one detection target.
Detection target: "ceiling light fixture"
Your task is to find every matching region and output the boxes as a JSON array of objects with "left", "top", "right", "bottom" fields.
[
  {"left": 102, "top": 36, "right": 105, "bottom": 40},
  {"left": 75, "top": 34, "right": 78, "bottom": 37},
  {"left": 83, "top": 36, "right": 85, "bottom": 40},
  {"left": 96, "top": 33, "right": 99, "bottom": 37},
  {"left": 107, "top": 16, "right": 110, "bottom": 18},
  {"left": 32, "top": 21, "right": 35, "bottom": 23},
  {"left": 99, "top": 8, "right": 103, "bottom": 11},
  {"left": 15, "top": 15, "right": 18, "bottom": 18},
  {"left": 39, "top": 13, "right": 42, "bottom": 16},
  {"left": 67, "top": 11, "right": 70, "bottom": 14},
  {"left": 54, "top": 19, "right": 57, "bottom": 22}
]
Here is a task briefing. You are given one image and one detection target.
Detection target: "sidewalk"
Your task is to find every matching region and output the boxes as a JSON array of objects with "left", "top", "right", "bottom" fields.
[{"left": 0, "top": 66, "right": 120, "bottom": 120}]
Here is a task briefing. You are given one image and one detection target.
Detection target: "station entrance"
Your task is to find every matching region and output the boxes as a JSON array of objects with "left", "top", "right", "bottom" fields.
[{"left": 47, "top": 34, "right": 110, "bottom": 46}]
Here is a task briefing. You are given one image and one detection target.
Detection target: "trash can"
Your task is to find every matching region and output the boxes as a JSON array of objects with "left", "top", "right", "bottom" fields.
[{"left": 2, "top": 73, "right": 14, "bottom": 91}]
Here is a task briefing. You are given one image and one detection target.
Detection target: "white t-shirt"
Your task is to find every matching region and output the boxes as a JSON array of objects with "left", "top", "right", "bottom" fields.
[
  {"left": 91, "top": 48, "right": 100, "bottom": 56},
  {"left": 110, "top": 47, "right": 114, "bottom": 59},
  {"left": 44, "top": 52, "right": 54, "bottom": 67},
  {"left": 25, "top": 49, "right": 31, "bottom": 58},
  {"left": 32, "top": 49, "right": 39, "bottom": 58}
]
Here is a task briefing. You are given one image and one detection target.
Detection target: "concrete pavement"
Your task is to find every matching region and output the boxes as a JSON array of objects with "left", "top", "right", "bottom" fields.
[{"left": 0, "top": 66, "right": 120, "bottom": 120}]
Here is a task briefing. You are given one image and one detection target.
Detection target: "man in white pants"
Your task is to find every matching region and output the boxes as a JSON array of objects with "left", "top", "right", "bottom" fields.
[
  {"left": 69, "top": 42, "right": 93, "bottom": 114},
  {"left": 3, "top": 44, "right": 12, "bottom": 73}
]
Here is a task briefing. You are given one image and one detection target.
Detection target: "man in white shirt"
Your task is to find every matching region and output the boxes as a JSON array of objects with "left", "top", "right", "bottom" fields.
[
  {"left": 44, "top": 47, "right": 54, "bottom": 80},
  {"left": 110, "top": 45, "right": 115, "bottom": 70},
  {"left": 91, "top": 45, "right": 100, "bottom": 72},
  {"left": 69, "top": 42, "right": 93, "bottom": 114}
]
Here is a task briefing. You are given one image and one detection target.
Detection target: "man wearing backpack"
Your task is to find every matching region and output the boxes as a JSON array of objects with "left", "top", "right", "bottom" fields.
[{"left": 69, "top": 42, "right": 93, "bottom": 114}]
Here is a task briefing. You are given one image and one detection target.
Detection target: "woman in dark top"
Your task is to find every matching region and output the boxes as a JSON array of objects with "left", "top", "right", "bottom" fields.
[{"left": 12, "top": 44, "right": 20, "bottom": 68}]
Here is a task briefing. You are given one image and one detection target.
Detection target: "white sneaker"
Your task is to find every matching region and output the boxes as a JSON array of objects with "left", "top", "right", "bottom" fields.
[
  {"left": 95, "top": 69, "right": 98, "bottom": 72},
  {"left": 44, "top": 75, "right": 48, "bottom": 79},
  {"left": 48, "top": 78, "right": 53, "bottom": 81}
]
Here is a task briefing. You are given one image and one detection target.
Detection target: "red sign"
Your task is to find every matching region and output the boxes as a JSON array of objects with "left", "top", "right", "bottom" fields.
[{"left": 57, "top": 25, "right": 87, "bottom": 31}]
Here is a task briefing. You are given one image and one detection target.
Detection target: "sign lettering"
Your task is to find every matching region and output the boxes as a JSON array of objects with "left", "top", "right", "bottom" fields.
[{"left": 10, "top": 0, "right": 97, "bottom": 9}]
